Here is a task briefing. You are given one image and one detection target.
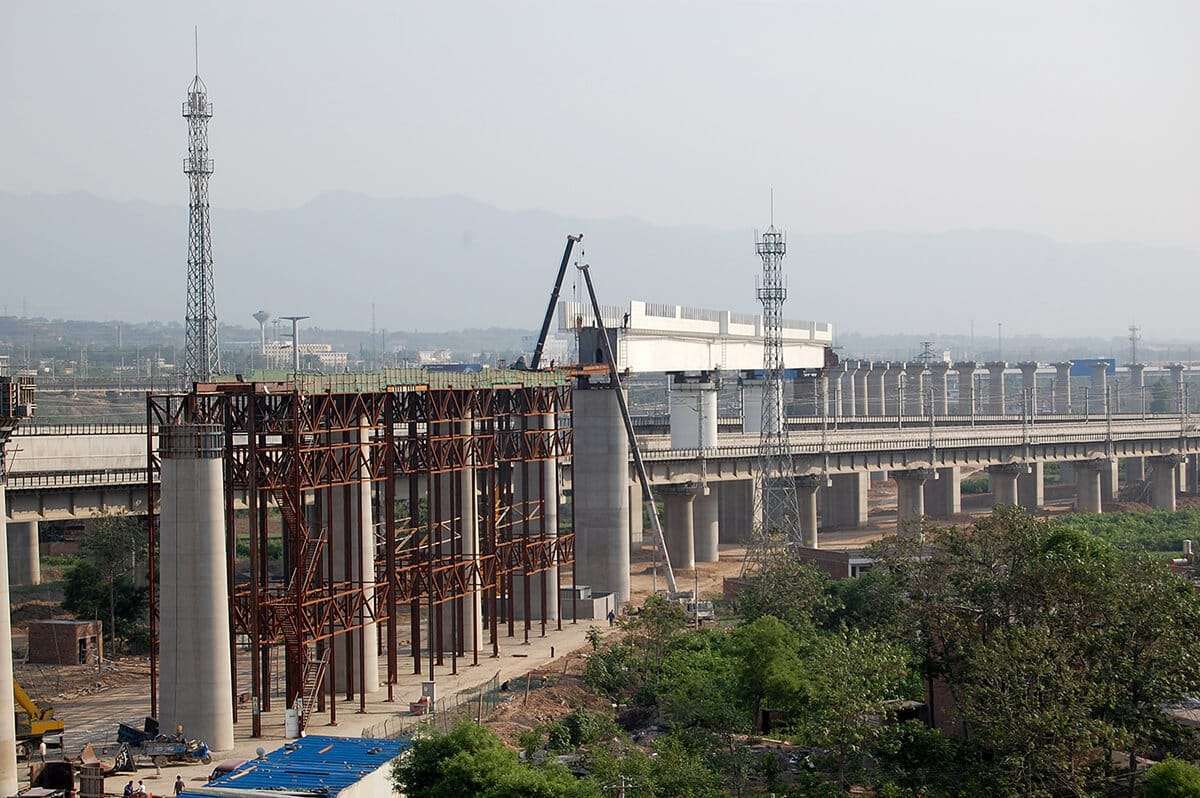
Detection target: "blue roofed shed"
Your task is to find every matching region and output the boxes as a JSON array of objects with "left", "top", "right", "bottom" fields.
[{"left": 183, "top": 735, "right": 411, "bottom": 798}]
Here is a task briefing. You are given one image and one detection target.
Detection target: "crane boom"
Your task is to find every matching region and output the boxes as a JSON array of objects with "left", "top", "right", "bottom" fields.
[{"left": 530, "top": 234, "right": 583, "bottom": 370}]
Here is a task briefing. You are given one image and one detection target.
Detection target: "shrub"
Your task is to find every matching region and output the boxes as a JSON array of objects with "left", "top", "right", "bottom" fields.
[{"left": 1144, "top": 758, "right": 1200, "bottom": 798}]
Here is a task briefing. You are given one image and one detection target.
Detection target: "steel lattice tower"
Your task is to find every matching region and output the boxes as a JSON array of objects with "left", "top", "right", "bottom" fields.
[
  {"left": 183, "top": 69, "right": 220, "bottom": 381},
  {"left": 742, "top": 225, "right": 805, "bottom": 573}
]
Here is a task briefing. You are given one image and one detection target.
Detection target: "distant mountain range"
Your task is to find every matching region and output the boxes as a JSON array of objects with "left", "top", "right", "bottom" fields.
[{"left": 4, "top": 190, "right": 1198, "bottom": 339}]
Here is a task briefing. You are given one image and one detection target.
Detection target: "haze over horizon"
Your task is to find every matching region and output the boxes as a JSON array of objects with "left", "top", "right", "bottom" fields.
[{"left": 4, "top": 2, "right": 1199, "bottom": 337}]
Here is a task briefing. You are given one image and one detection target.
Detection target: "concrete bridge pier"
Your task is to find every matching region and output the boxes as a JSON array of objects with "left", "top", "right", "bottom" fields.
[
  {"left": 1169, "top": 364, "right": 1187, "bottom": 413},
  {"left": 717, "top": 480, "right": 753, "bottom": 543},
  {"left": 8, "top": 521, "right": 39, "bottom": 587},
  {"left": 1018, "top": 362, "right": 1038, "bottom": 413},
  {"left": 1188, "top": 455, "right": 1200, "bottom": 495},
  {"left": 1075, "top": 460, "right": 1106, "bottom": 513},
  {"left": 669, "top": 375, "right": 719, "bottom": 449},
  {"left": 986, "top": 362, "right": 1007, "bottom": 415},
  {"left": 1124, "top": 457, "right": 1146, "bottom": 484},
  {"left": 868, "top": 364, "right": 887, "bottom": 416},
  {"left": 0, "top": 474, "right": 20, "bottom": 792},
  {"left": 1149, "top": 455, "right": 1184, "bottom": 511},
  {"left": 330, "top": 419, "right": 380, "bottom": 693},
  {"left": 954, "top": 362, "right": 976, "bottom": 415},
  {"left": 929, "top": 362, "right": 950, "bottom": 416},
  {"left": 822, "top": 473, "right": 869, "bottom": 529},
  {"left": 1018, "top": 463, "right": 1044, "bottom": 510},
  {"left": 1098, "top": 459, "right": 1119, "bottom": 504},
  {"left": 842, "top": 364, "right": 858, "bottom": 418},
  {"left": 1090, "top": 362, "right": 1109, "bottom": 415},
  {"left": 662, "top": 486, "right": 695, "bottom": 571},
  {"left": 894, "top": 469, "right": 933, "bottom": 536},
  {"left": 904, "top": 362, "right": 925, "bottom": 415},
  {"left": 743, "top": 378, "right": 783, "bottom": 435},
  {"left": 988, "top": 463, "right": 1021, "bottom": 507},
  {"left": 1126, "top": 363, "right": 1146, "bottom": 413},
  {"left": 629, "top": 483, "right": 644, "bottom": 547},
  {"left": 157, "top": 424, "right": 234, "bottom": 752},
  {"left": 882, "top": 363, "right": 903, "bottom": 416},
  {"left": 693, "top": 488, "right": 719, "bottom": 563},
  {"left": 854, "top": 362, "right": 873, "bottom": 417},
  {"left": 924, "top": 467, "right": 961, "bottom": 519},
  {"left": 572, "top": 383, "right": 631, "bottom": 607},
  {"left": 1052, "top": 362, "right": 1073, "bottom": 414},
  {"left": 796, "top": 475, "right": 821, "bottom": 547}
]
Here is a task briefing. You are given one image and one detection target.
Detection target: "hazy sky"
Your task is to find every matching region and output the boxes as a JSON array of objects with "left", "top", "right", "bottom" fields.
[{"left": 3, "top": 1, "right": 1199, "bottom": 248}]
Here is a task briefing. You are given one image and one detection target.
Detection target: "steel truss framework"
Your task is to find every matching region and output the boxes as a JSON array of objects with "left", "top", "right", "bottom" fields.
[{"left": 146, "top": 380, "right": 576, "bottom": 736}]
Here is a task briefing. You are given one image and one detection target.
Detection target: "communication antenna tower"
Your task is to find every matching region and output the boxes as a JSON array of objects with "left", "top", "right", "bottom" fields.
[
  {"left": 742, "top": 221, "right": 804, "bottom": 574},
  {"left": 1129, "top": 323, "right": 1141, "bottom": 364},
  {"left": 183, "top": 30, "right": 220, "bottom": 381}
]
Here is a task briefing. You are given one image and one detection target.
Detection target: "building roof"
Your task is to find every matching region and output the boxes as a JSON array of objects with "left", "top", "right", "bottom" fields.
[{"left": 194, "top": 735, "right": 410, "bottom": 796}]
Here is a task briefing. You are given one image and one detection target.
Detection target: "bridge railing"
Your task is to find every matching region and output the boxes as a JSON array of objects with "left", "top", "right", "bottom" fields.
[
  {"left": 13, "top": 422, "right": 150, "bottom": 436},
  {"left": 6, "top": 467, "right": 148, "bottom": 490}
]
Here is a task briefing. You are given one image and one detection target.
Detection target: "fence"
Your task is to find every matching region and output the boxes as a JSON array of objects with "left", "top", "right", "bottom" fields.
[{"left": 361, "top": 670, "right": 505, "bottom": 740}]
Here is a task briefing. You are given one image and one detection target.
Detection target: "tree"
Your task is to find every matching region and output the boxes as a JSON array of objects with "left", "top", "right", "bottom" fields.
[
  {"left": 62, "top": 560, "right": 148, "bottom": 647},
  {"left": 1144, "top": 758, "right": 1200, "bottom": 798},
  {"left": 734, "top": 559, "right": 833, "bottom": 632},
  {"left": 392, "top": 722, "right": 599, "bottom": 798},
  {"left": 79, "top": 512, "right": 147, "bottom": 650}
]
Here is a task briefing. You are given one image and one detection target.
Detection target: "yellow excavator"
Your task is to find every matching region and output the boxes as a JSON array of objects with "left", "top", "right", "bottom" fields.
[{"left": 15, "top": 680, "right": 64, "bottom": 758}]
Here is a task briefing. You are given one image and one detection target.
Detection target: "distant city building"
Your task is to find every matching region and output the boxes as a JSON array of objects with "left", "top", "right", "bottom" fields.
[
  {"left": 263, "top": 341, "right": 348, "bottom": 370},
  {"left": 416, "top": 348, "right": 454, "bottom": 365}
]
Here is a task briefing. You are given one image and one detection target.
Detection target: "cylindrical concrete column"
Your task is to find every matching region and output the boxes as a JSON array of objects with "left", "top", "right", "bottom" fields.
[
  {"left": 158, "top": 424, "right": 234, "bottom": 751},
  {"left": 954, "top": 362, "right": 976, "bottom": 416},
  {"left": 904, "top": 362, "right": 925, "bottom": 416},
  {"left": 1124, "top": 457, "right": 1146, "bottom": 484},
  {"left": 8, "top": 521, "right": 39, "bottom": 587},
  {"left": 574, "top": 385, "right": 631, "bottom": 606},
  {"left": 693, "top": 489, "right": 719, "bottom": 563},
  {"left": 1052, "top": 362, "right": 1073, "bottom": 414},
  {"left": 1018, "top": 362, "right": 1038, "bottom": 414},
  {"left": 894, "top": 469, "right": 932, "bottom": 535},
  {"left": 854, "top": 362, "right": 872, "bottom": 417},
  {"left": 1168, "top": 364, "right": 1187, "bottom": 413},
  {"left": 988, "top": 463, "right": 1021, "bottom": 507},
  {"left": 1149, "top": 455, "right": 1183, "bottom": 511},
  {"left": 1090, "top": 362, "right": 1108, "bottom": 415},
  {"left": 1018, "top": 463, "right": 1044, "bottom": 510},
  {"left": 870, "top": 363, "right": 888, "bottom": 416},
  {"left": 823, "top": 473, "right": 869, "bottom": 529},
  {"left": 663, "top": 489, "right": 695, "bottom": 571},
  {"left": 830, "top": 370, "right": 844, "bottom": 420},
  {"left": 1189, "top": 455, "right": 1200, "bottom": 496},
  {"left": 717, "top": 480, "right": 753, "bottom": 543},
  {"left": 0, "top": 480, "right": 20, "bottom": 792},
  {"left": 842, "top": 365, "right": 858, "bottom": 418},
  {"left": 742, "top": 378, "right": 782, "bottom": 434},
  {"left": 883, "top": 364, "right": 903, "bottom": 416},
  {"left": 928, "top": 363, "right": 949, "bottom": 416},
  {"left": 669, "top": 377, "right": 719, "bottom": 449},
  {"left": 331, "top": 419, "right": 379, "bottom": 692},
  {"left": 628, "top": 482, "right": 644, "bottom": 547},
  {"left": 924, "top": 467, "right": 961, "bottom": 519},
  {"left": 1126, "top": 364, "right": 1146, "bottom": 413},
  {"left": 986, "top": 362, "right": 1007, "bottom": 415},
  {"left": 794, "top": 475, "right": 821, "bottom": 548},
  {"left": 1075, "top": 461, "right": 1104, "bottom": 514}
]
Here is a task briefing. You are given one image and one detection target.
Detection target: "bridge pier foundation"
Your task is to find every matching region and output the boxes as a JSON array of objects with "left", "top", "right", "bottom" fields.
[
  {"left": 7, "top": 521, "right": 39, "bottom": 587},
  {"left": 924, "top": 467, "right": 960, "bottom": 519}
]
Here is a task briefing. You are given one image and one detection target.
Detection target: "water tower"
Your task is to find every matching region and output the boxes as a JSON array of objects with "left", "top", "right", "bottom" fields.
[{"left": 252, "top": 310, "right": 271, "bottom": 356}]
